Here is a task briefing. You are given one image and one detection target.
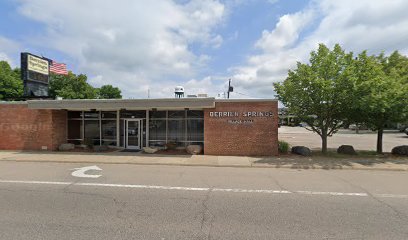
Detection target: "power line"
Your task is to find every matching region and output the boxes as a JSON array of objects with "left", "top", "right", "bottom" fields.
[{"left": 233, "top": 91, "right": 254, "bottom": 98}]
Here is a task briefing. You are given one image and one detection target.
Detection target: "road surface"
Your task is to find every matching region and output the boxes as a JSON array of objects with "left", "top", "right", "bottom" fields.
[{"left": 0, "top": 161, "right": 407, "bottom": 239}]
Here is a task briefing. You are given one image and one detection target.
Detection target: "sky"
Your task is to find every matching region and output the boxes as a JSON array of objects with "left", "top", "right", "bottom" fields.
[{"left": 0, "top": 0, "right": 407, "bottom": 99}]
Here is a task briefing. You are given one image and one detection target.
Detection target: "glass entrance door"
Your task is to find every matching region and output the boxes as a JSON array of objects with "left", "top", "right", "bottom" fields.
[{"left": 126, "top": 120, "right": 140, "bottom": 149}]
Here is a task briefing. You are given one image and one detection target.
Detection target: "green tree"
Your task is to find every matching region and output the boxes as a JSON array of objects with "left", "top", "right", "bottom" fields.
[
  {"left": 274, "top": 44, "right": 355, "bottom": 153},
  {"left": 352, "top": 51, "right": 408, "bottom": 154},
  {"left": 0, "top": 61, "right": 23, "bottom": 100},
  {"left": 97, "top": 84, "right": 122, "bottom": 99},
  {"left": 49, "top": 72, "right": 97, "bottom": 99}
]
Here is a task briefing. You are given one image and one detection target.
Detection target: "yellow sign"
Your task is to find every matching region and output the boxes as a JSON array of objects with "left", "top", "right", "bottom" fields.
[{"left": 27, "top": 55, "right": 49, "bottom": 75}]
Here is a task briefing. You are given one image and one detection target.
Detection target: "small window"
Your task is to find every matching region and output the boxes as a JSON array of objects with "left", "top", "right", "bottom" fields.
[
  {"left": 101, "top": 111, "right": 117, "bottom": 119},
  {"left": 68, "top": 111, "right": 82, "bottom": 119},
  {"left": 168, "top": 110, "right": 185, "bottom": 118},
  {"left": 121, "top": 111, "right": 146, "bottom": 118},
  {"left": 187, "top": 110, "right": 203, "bottom": 118},
  {"left": 149, "top": 111, "right": 166, "bottom": 119},
  {"left": 84, "top": 111, "right": 99, "bottom": 119}
]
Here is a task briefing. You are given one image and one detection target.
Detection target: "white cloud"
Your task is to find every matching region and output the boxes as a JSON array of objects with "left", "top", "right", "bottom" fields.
[
  {"left": 255, "top": 10, "right": 315, "bottom": 52},
  {"left": 11, "top": 0, "right": 408, "bottom": 99},
  {"left": 0, "top": 36, "right": 20, "bottom": 66},
  {"left": 16, "top": 0, "right": 225, "bottom": 98},
  {"left": 230, "top": 0, "right": 408, "bottom": 98}
]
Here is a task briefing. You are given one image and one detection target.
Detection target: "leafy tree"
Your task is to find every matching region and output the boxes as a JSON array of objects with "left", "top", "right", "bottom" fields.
[
  {"left": 49, "top": 72, "right": 97, "bottom": 99},
  {"left": 352, "top": 51, "right": 408, "bottom": 154},
  {"left": 97, "top": 84, "right": 122, "bottom": 99},
  {"left": 0, "top": 61, "right": 23, "bottom": 100},
  {"left": 274, "top": 44, "right": 355, "bottom": 153}
]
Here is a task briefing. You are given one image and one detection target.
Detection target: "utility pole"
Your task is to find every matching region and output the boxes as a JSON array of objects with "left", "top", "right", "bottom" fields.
[{"left": 227, "top": 79, "right": 233, "bottom": 99}]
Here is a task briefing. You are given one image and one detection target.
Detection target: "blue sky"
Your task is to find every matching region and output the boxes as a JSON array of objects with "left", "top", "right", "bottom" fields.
[{"left": 0, "top": 0, "right": 407, "bottom": 98}]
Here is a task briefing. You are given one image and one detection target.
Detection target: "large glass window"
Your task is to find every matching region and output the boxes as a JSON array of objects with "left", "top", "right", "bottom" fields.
[
  {"left": 187, "top": 119, "right": 204, "bottom": 142},
  {"left": 102, "top": 120, "right": 116, "bottom": 146},
  {"left": 168, "top": 120, "right": 185, "bottom": 146},
  {"left": 147, "top": 110, "right": 204, "bottom": 147},
  {"left": 68, "top": 120, "right": 82, "bottom": 139},
  {"left": 149, "top": 120, "right": 166, "bottom": 141},
  {"left": 84, "top": 121, "right": 100, "bottom": 146},
  {"left": 67, "top": 109, "right": 204, "bottom": 148},
  {"left": 67, "top": 111, "right": 83, "bottom": 145}
]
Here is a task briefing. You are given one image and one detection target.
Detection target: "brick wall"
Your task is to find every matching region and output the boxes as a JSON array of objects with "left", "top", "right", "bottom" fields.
[
  {"left": 0, "top": 103, "right": 67, "bottom": 151},
  {"left": 204, "top": 101, "right": 278, "bottom": 156}
]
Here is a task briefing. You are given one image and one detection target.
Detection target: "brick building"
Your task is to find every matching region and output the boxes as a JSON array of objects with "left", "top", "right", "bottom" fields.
[{"left": 0, "top": 98, "right": 278, "bottom": 156}]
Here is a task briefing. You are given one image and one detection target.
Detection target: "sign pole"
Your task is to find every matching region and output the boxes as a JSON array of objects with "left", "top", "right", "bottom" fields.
[{"left": 227, "top": 79, "right": 231, "bottom": 99}]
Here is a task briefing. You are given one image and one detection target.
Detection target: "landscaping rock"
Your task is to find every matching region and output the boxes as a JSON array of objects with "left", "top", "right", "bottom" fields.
[
  {"left": 58, "top": 143, "right": 75, "bottom": 151},
  {"left": 391, "top": 145, "right": 408, "bottom": 156},
  {"left": 291, "top": 146, "right": 312, "bottom": 156},
  {"left": 93, "top": 145, "right": 109, "bottom": 152},
  {"left": 337, "top": 145, "right": 357, "bottom": 155},
  {"left": 143, "top": 147, "right": 159, "bottom": 154},
  {"left": 186, "top": 145, "right": 203, "bottom": 155}
]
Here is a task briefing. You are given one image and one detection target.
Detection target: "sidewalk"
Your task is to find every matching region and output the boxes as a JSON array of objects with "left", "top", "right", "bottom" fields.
[{"left": 0, "top": 150, "right": 407, "bottom": 171}]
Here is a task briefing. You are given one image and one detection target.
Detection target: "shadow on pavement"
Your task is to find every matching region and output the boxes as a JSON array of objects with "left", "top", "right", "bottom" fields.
[{"left": 255, "top": 154, "right": 408, "bottom": 170}]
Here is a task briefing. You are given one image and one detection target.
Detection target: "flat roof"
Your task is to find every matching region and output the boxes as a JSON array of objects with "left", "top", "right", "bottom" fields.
[{"left": 25, "top": 98, "right": 277, "bottom": 110}]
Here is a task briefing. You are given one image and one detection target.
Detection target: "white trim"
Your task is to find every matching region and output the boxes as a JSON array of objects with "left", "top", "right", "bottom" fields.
[
  {"left": 116, "top": 110, "right": 120, "bottom": 147},
  {"left": 99, "top": 111, "right": 102, "bottom": 146},
  {"left": 146, "top": 110, "right": 149, "bottom": 147}
]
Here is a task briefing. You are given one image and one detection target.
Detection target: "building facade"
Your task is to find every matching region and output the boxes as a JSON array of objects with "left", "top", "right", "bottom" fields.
[{"left": 0, "top": 98, "right": 278, "bottom": 156}]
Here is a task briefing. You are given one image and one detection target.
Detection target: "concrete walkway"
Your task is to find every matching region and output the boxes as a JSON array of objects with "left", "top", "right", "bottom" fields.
[{"left": 1, "top": 150, "right": 408, "bottom": 171}]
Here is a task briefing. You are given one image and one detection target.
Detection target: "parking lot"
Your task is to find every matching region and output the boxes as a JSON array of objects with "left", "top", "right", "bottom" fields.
[{"left": 279, "top": 126, "right": 408, "bottom": 152}]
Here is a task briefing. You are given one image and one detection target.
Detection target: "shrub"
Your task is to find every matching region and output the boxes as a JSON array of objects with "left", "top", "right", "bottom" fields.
[{"left": 278, "top": 140, "right": 290, "bottom": 153}]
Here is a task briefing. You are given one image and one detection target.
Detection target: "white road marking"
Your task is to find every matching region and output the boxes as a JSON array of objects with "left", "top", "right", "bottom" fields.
[
  {"left": 71, "top": 165, "right": 102, "bottom": 178},
  {"left": 0, "top": 180, "right": 407, "bottom": 199},
  {"left": 295, "top": 191, "right": 368, "bottom": 197}
]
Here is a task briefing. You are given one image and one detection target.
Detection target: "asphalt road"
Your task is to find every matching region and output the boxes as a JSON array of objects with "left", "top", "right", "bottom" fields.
[{"left": 0, "top": 162, "right": 408, "bottom": 239}]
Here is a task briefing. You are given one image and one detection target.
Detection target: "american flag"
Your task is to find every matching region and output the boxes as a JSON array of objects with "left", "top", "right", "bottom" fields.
[{"left": 50, "top": 60, "right": 68, "bottom": 75}]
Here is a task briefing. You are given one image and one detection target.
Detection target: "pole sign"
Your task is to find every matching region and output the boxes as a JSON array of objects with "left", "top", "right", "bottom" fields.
[{"left": 21, "top": 52, "right": 50, "bottom": 97}]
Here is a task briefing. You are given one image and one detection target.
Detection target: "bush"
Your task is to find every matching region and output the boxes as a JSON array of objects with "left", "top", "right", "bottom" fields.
[{"left": 278, "top": 140, "right": 290, "bottom": 153}]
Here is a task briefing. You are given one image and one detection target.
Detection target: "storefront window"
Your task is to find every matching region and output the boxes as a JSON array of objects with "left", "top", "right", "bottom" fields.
[
  {"left": 168, "top": 120, "right": 185, "bottom": 146},
  {"left": 187, "top": 119, "right": 204, "bottom": 142},
  {"left": 84, "top": 121, "right": 100, "bottom": 145},
  {"left": 66, "top": 109, "right": 204, "bottom": 148},
  {"left": 67, "top": 120, "right": 83, "bottom": 145},
  {"left": 101, "top": 120, "right": 116, "bottom": 146},
  {"left": 149, "top": 120, "right": 166, "bottom": 146}
]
